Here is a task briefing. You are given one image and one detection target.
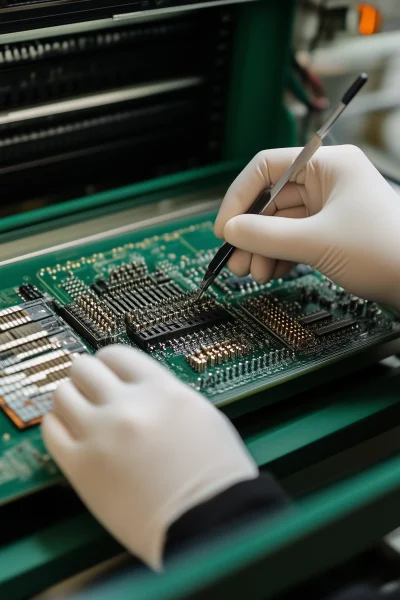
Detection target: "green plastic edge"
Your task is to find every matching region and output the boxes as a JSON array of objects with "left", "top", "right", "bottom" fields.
[
  {"left": 70, "top": 452, "right": 400, "bottom": 600},
  {"left": 246, "top": 392, "right": 399, "bottom": 466},
  {"left": 0, "top": 515, "right": 122, "bottom": 600},
  {"left": 0, "top": 161, "right": 242, "bottom": 237},
  {"left": 0, "top": 514, "right": 111, "bottom": 582}
]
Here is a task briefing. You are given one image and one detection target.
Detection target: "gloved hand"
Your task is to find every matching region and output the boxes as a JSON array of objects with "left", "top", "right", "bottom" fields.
[
  {"left": 41, "top": 345, "right": 258, "bottom": 570},
  {"left": 215, "top": 145, "right": 400, "bottom": 309}
]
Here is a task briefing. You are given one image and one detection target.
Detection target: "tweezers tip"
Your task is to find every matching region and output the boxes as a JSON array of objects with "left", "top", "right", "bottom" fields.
[{"left": 195, "top": 275, "right": 214, "bottom": 302}]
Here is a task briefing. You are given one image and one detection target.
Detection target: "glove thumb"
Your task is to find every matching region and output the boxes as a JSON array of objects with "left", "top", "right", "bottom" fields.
[{"left": 223, "top": 213, "right": 323, "bottom": 268}]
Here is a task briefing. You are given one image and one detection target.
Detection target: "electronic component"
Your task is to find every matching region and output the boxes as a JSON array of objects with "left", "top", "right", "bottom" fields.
[
  {"left": 315, "top": 318, "right": 358, "bottom": 337},
  {"left": 99, "top": 274, "right": 185, "bottom": 315},
  {"left": 126, "top": 297, "right": 233, "bottom": 350},
  {"left": 0, "top": 348, "right": 86, "bottom": 429},
  {"left": 0, "top": 300, "right": 55, "bottom": 332},
  {"left": 18, "top": 284, "right": 43, "bottom": 301},
  {"left": 0, "top": 299, "right": 87, "bottom": 427},
  {"left": 54, "top": 298, "right": 118, "bottom": 350},
  {"left": 298, "top": 310, "right": 332, "bottom": 325},
  {"left": 0, "top": 321, "right": 63, "bottom": 371},
  {"left": 200, "top": 348, "right": 295, "bottom": 389},
  {"left": 226, "top": 275, "right": 256, "bottom": 290},
  {"left": 0, "top": 319, "right": 60, "bottom": 353},
  {"left": 0, "top": 329, "right": 84, "bottom": 369},
  {"left": 243, "top": 295, "right": 316, "bottom": 348},
  {"left": 186, "top": 340, "right": 250, "bottom": 372},
  {"left": 225, "top": 265, "right": 314, "bottom": 291}
]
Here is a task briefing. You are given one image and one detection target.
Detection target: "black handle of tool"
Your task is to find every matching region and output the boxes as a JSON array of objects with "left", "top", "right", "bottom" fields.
[
  {"left": 341, "top": 73, "right": 368, "bottom": 105},
  {"left": 205, "top": 188, "right": 272, "bottom": 279}
]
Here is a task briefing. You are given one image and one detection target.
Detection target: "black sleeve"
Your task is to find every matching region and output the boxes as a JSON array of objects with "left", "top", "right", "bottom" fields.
[
  {"left": 165, "top": 474, "right": 400, "bottom": 600},
  {"left": 326, "top": 586, "right": 400, "bottom": 600},
  {"left": 165, "top": 472, "right": 290, "bottom": 551}
]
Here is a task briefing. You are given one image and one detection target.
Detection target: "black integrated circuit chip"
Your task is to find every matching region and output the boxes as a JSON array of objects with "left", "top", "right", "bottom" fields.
[
  {"left": 316, "top": 318, "right": 357, "bottom": 337},
  {"left": 126, "top": 306, "right": 232, "bottom": 350}
]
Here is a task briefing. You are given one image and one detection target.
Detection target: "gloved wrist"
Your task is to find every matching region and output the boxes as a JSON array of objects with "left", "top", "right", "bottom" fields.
[
  {"left": 146, "top": 462, "right": 258, "bottom": 570},
  {"left": 165, "top": 473, "right": 290, "bottom": 557}
]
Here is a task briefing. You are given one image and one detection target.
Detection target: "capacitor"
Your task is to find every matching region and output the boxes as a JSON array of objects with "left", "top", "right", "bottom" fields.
[
  {"left": 206, "top": 373, "right": 214, "bottom": 388},
  {"left": 299, "top": 286, "right": 308, "bottom": 301},
  {"left": 356, "top": 299, "right": 365, "bottom": 316},
  {"left": 349, "top": 298, "right": 357, "bottom": 312},
  {"left": 320, "top": 297, "right": 332, "bottom": 308}
]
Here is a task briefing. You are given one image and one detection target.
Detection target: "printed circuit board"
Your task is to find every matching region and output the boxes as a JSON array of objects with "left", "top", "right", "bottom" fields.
[{"left": 0, "top": 213, "right": 399, "bottom": 505}]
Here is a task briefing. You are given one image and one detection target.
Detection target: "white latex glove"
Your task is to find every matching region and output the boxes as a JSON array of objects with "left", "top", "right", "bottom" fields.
[
  {"left": 41, "top": 345, "right": 258, "bottom": 571},
  {"left": 215, "top": 145, "right": 400, "bottom": 310}
]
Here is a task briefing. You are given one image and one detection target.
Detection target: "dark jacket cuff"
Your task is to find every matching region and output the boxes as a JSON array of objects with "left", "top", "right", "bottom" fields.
[{"left": 165, "top": 472, "right": 290, "bottom": 552}]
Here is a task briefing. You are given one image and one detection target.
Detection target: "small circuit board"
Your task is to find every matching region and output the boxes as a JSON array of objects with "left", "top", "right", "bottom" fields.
[{"left": 0, "top": 213, "right": 400, "bottom": 504}]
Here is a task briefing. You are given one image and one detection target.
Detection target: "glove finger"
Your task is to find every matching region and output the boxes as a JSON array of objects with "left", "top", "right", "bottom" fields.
[
  {"left": 52, "top": 380, "right": 93, "bottom": 438},
  {"left": 96, "top": 344, "right": 138, "bottom": 382},
  {"left": 97, "top": 344, "right": 155, "bottom": 383},
  {"left": 272, "top": 260, "right": 296, "bottom": 280},
  {"left": 274, "top": 205, "right": 308, "bottom": 219},
  {"left": 249, "top": 254, "right": 276, "bottom": 284},
  {"left": 215, "top": 148, "right": 304, "bottom": 238},
  {"left": 69, "top": 354, "right": 122, "bottom": 404},
  {"left": 98, "top": 344, "right": 170, "bottom": 384},
  {"left": 224, "top": 213, "right": 320, "bottom": 266},
  {"left": 227, "top": 248, "right": 252, "bottom": 277},
  {"left": 227, "top": 202, "right": 308, "bottom": 283},
  {"left": 262, "top": 183, "right": 305, "bottom": 217},
  {"left": 216, "top": 145, "right": 372, "bottom": 240},
  {"left": 41, "top": 413, "right": 77, "bottom": 471}
]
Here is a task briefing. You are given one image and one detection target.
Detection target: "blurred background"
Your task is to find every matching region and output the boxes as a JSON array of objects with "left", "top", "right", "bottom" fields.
[
  {"left": 289, "top": 0, "right": 400, "bottom": 189},
  {"left": 0, "top": 0, "right": 399, "bottom": 220}
]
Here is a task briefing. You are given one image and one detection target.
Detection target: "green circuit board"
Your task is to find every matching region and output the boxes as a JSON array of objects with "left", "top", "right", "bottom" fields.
[{"left": 0, "top": 211, "right": 400, "bottom": 506}]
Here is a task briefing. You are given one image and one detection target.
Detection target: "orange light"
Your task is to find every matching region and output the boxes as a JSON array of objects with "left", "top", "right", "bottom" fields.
[{"left": 357, "top": 4, "right": 382, "bottom": 36}]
